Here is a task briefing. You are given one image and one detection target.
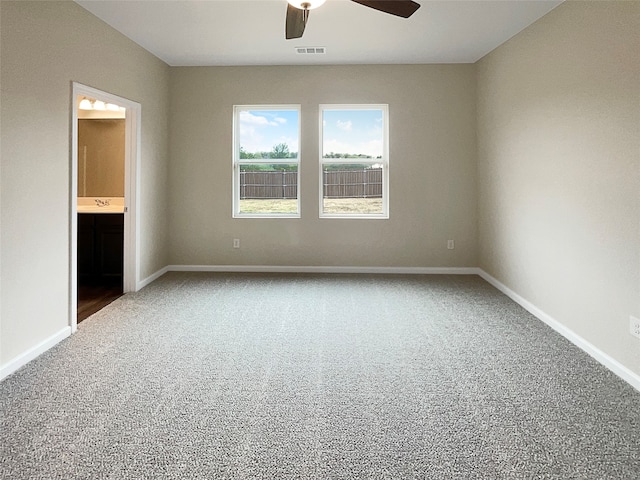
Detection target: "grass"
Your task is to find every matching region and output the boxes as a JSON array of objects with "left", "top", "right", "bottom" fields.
[
  {"left": 239, "top": 198, "right": 383, "bottom": 215},
  {"left": 239, "top": 199, "right": 298, "bottom": 214},
  {"left": 323, "top": 198, "right": 383, "bottom": 214}
]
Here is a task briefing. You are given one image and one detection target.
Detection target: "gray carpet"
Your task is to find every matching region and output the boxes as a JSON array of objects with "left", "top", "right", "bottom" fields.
[{"left": 1, "top": 272, "right": 639, "bottom": 479}]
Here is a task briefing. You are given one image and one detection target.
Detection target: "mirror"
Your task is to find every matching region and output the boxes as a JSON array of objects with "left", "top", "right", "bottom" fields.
[{"left": 76, "top": 96, "right": 126, "bottom": 198}]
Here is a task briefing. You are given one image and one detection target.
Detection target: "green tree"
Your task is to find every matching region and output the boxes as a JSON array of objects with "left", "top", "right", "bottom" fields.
[
  {"left": 268, "top": 164, "right": 297, "bottom": 172},
  {"left": 323, "top": 164, "right": 376, "bottom": 171},
  {"left": 270, "top": 143, "right": 290, "bottom": 159},
  {"left": 239, "top": 146, "right": 255, "bottom": 159},
  {"left": 323, "top": 152, "right": 375, "bottom": 159}
]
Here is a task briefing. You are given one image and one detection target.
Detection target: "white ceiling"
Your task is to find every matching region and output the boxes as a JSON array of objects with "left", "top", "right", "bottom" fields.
[{"left": 76, "top": 0, "right": 562, "bottom": 66}]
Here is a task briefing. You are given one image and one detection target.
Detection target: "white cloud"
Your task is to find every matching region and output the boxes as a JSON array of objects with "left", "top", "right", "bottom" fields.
[
  {"left": 239, "top": 110, "right": 279, "bottom": 127},
  {"left": 336, "top": 120, "right": 352, "bottom": 132},
  {"left": 323, "top": 139, "right": 350, "bottom": 155},
  {"left": 239, "top": 125, "right": 264, "bottom": 153},
  {"left": 239, "top": 111, "right": 297, "bottom": 153},
  {"left": 323, "top": 138, "right": 382, "bottom": 158},
  {"left": 361, "top": 139, "right": 383, "bottom": 158}
]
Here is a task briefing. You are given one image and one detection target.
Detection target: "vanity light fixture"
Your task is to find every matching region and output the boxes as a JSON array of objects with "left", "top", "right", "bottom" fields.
[
  {"left": 79, "top": 98, "right": 92, "bottom": 110},
  {"left": 78, "top": 97, "right": 125, "bottom": 113}
]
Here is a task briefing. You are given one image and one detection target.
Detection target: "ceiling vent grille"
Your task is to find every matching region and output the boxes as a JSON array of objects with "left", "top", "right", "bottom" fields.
[{"left": 295, "top": 47, "right": 326, "bottom": 54}]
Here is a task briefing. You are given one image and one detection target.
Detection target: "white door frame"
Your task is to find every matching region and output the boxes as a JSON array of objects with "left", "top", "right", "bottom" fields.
[{"left": 70, "top": 82, "right": 141, "bottom": 333}]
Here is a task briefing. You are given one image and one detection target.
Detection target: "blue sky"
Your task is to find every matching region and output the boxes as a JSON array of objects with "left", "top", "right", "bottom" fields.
[
  {"left": 322, "top": 109, "right": 384, "bottom": 158},
  {"left": 238, "top": 107, "right": 384, "bottom": 157},
  {"left": 239, "top": 109, "right": 299, "bottom": 155}
]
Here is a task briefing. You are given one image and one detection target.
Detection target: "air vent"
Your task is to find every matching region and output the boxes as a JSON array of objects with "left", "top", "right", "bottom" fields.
[{"left": 295, "top": 47, "right": 326, "bottom": 54}]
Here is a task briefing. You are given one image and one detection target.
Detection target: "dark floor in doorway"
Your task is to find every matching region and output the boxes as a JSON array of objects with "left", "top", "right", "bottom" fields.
[{"left": 77, "top": 284, "right": 123, "bottom": 323}]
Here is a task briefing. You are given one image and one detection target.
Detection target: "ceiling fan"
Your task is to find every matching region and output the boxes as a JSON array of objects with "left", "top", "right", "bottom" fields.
[{"left": 285, "top": 0, "right": 421, "bottom": 40}]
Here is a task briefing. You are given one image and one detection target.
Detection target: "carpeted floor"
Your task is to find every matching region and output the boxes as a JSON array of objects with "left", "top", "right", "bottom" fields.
[{"left": 1, "top": 272, "right": 639, "bottom": 479}]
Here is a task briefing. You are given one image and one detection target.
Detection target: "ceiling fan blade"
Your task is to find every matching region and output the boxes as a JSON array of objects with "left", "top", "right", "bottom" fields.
[
  {"left": 351, "top": 0, "right": 421, "bottom": 18},
  {"left": 285, "top": 4, "right": 306, "bottom": 39}
]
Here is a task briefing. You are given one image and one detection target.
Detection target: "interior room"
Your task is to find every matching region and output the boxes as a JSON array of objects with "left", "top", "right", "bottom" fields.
[
  {"left": 1, "top": 1, "right": 638, "bottom": 477},
  {"left": 76, "top": 96, "right": 127, "bottom": 321}
]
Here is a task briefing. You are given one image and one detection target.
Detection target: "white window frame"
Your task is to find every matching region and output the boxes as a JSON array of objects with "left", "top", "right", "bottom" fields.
[
  {"left": 319, "top": 104, "right": 389, "bottom": 219},
  {"left": 233, "top": 105, "right": 301, "bottom": 218}
]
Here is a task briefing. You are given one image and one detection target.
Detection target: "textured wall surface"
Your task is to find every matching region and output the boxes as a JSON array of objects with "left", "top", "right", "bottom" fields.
[
  {"left": 0, "top": 1, "right": 170, "bottom": 366},
  {"left": 168, "top": 65, "right": 478, "bottom": 268},
  {"left": 477, "top": 1, "right": 640, "bottom": 376}
]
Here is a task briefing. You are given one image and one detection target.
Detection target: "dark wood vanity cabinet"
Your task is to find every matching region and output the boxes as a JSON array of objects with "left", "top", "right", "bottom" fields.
[{"left": 78, "top": 213, "right": 124, "bottom": 285}]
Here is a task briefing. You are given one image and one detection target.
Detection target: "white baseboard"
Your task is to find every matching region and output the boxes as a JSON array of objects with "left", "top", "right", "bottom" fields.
[
  {"left": 137, "top": 265, "right": 169, "bottom": 290},
  {"left": 166, "top": 264, "right": 481, "bottom": 275},
  {"left": 478, "top": 269, "right": 640, "bottom": 393},
  {"left": 0, "top": 327, "right": 71, "bottom": 381}
]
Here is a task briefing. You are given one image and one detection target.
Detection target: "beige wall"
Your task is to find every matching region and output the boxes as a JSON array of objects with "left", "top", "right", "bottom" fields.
[
  {"left": 168, "top": 65, "right": 478, "bottom": 268},
  {"left": 477, "top": 1, "right": 640, "bottom": 375},
  {"left": 0, "top": 1, "right": 170, "bottom": 366}
]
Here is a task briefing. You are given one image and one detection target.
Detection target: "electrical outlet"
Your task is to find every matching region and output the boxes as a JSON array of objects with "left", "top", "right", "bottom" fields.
[
  {"left": 630, "top": 316, "right": 640, "bottom": 339},
  {"left": 233, "top": 238, "right": 240, "bottom": 249},
  {"left": 447, "top": 240, "right": 455, "bottom": 250}
]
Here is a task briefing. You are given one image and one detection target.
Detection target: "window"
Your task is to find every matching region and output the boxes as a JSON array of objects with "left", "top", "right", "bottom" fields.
[
  {"left": 320, "top": 105, "right": 389, "bottom": 218},
  {"left": 233, "top": 105, "right": 301, "bottom": 217}
]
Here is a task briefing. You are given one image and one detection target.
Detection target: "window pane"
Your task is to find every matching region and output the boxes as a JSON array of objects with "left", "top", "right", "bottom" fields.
[
  {"left": 239, "top": 164, "right": 298, "bottom": 215},
  {"left": 322, "top": 164, "right": 383, "bottom": 215},
  {"left": 321, "top": 105, "right": 387, "bottom": 217},
  {"left": 239, "top": 110, "right": 299, "bottom": 160},
  {"left": 322, "top": 109, "right": 384, "bottom": 160},
  {"left": 234, "top": 106, "right": 300, "bottom": 217}
]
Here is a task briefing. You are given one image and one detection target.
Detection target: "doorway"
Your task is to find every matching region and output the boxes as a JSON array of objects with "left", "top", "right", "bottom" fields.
[{"left": 70, "top": 83, "right": 140, "bottom": 332}]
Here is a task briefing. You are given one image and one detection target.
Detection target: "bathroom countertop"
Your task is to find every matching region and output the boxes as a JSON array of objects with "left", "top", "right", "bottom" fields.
[
  {"left": 77, "top": 197, "right": 125, "bottom": 213},
  {"left": 77, "top": 205, "right": 125, "bottom": 213}
]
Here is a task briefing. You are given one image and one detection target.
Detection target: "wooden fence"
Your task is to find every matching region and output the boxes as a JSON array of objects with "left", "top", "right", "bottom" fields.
[
  {"left": 239, "top": 168, "right": 382, "bottom": 199},
  {"left": 323, "top": 168, "right": 382, "bottom": 199},
  {"left": 240, "top": 170, "right": 297, "bottom": 199}
]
